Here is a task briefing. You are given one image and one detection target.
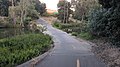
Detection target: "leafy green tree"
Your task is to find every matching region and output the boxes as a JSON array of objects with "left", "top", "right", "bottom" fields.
[
  {"left": 18, "top": 0, "right": 39, "bottom": 27},
  {"left": 73, "top": 0, "right": 99, "bottom": 20},
  {"left": 57, "top": 0, "right": 72, "bottom": 23},
  {"left": 34, "top": 0, "right": 46, "bottom": 15},
  {"left": 88, "top": 0, "right": 120, "bottom": 47},
  {"left": 0, "top": 0, "right": 9, "bottom": 16},
  {"left": 0, "top": 0, "right": 45, "bottom": 27}
]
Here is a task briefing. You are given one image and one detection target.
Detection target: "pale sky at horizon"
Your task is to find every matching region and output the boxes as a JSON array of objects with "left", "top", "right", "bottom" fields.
[{"left": 39, "top": 0, "right": 71, "bottom": 10}]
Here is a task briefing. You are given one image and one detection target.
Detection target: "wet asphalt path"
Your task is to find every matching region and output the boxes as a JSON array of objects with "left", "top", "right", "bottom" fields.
[{"left": 36, "top": 19, "right": 106, "bottom": 67}]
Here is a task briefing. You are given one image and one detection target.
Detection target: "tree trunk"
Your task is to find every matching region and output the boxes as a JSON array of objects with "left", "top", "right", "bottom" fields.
[
  {"left": 63, "top": 1, "right": 66, "bottom": 23},
  {"left": 12, "top": 0, "right": 16, "bottom": 27},
  {"left": 20, "top": 11, "right": 23, "bottom": 27},
  {"left": 66, "top": 2, "right": 69, "bottom": 23}
]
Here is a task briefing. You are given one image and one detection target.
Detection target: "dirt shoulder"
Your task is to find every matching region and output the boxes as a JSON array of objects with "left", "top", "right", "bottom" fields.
[
  {"left": 90, "top": 38, "right": 120, "bottom": 67},
  {"left": 76, "top": 37, "right": 120, "bottom": 67}
]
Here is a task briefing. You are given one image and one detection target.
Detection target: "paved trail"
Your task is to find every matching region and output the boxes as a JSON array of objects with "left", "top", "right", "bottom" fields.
[{"left": 36, "top": 19, "right": 106, "bottom": 67}]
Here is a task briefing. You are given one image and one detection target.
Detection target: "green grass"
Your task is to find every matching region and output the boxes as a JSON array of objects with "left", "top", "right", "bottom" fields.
[
  {"left": 52, "top": 22, "right": 62, "bottom": 29},
  {"left": 71, "top": 32, "right": 78, "bottom": 36},
  {"left": 53, "top": 22, "right": 95, "bottom": 40},
  {"left": 0, "top": 33, "right": 52, "bottom": 67},
  {"left": 79, "top": 32, "right": 94, "bottom": 40}
]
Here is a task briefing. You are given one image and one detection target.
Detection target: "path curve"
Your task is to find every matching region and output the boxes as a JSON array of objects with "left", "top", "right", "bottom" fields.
[{"left": 35, "top": 18, "right": 106, "bottom": 67}]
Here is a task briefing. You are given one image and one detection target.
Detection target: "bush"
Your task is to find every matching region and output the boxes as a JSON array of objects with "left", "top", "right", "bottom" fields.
[
  {"left": 0, "top": 34, "right": 52, "bottom": 67},
  {"left": 88, "top": 4, "right": 120, "bottom": 47},
  {"left": 27, "top": 10, "right": 39, "bottom": 20},
  {"left": 107, "top": 6, "right": 120, "bottom": 47},
  {"left": 71, "top": 32, "right": 78, "bottom": 36},
  {"left": 53, "top": 21, "right": 87, "bottom": 32},
  {"left": 79, "top": 32, "right": 94, "bottom": 40},
  {"left": 52, "top": 22, "right": 62, "bottom": 29},
  {"left": 88, "top": 8, "right": 108, "bottom": 36},
  {"left": 24, "top": 17, "right": 32, "bottom": 26}
]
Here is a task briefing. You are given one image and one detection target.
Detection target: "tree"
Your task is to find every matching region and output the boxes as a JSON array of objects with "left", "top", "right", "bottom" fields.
[
  {"left": 34, "top": 0, "right": 46, "bottom": 15},
  {"left": 99, "top": 0, "right": 120, "bottom": 46},
  {"left": 57, "top": 0, "right": 72, "bottom": 23},
  {"left": 11, "top": 0, "right": 16, "bottom": 26},
  {"left": 18, "top": 0, "right": 39, "bottom": 27},
  {"left": 73, "top": 0, "right": 99, "bottom": 20},
  {"left": 0, "top": 0, "right": 44, "bottom": 27},
  {"left": 88, "top": 0, "right": 120, "bottom": 47},
  {"left": 9, "top": 0, "right": 21, "bottom": 26},
  {"left": 0, "top": 0, "right": 9, "bottom": 16}
]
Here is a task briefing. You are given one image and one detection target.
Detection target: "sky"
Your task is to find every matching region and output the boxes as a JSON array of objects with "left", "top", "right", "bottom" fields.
[{"left": 39, "top": 0, "right": 71, "bottom": 10}]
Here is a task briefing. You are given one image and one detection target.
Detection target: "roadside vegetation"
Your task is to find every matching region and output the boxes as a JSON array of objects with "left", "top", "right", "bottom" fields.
[
  {"left": 0, "top": 0, "right": 46, "bottom": 28},
  {"left": 0, "top": 33, "right": 52, "bottom": 67},
  {"left": 56, "top": 0, "right": 120, "bottom": 47},
  {"left": 53, "top": 21, "right": 94, "bottom": 40},
  {"left": 52, "top": 0, "right": 120, "bottom": 66},
  {"left": 0, "top": 0, "right": 53, "bottom": 67},
  {"left": 1, "top": 0, "right": 120, "bottom": 66}
]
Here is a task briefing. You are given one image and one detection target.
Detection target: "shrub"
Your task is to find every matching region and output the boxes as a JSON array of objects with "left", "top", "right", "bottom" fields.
[
  {"left": 88, "top": 4, "right": 120, "bottom": 47},
  {"left": 71, "top": 32, "right": 78, "bottom": 36},
  {"left": 88, "top": 8, "right": 108, "bottom": 36},
  {"left": 52, "top": 22, "right": 62, "bottom": 29},
  {"left": 23, "top": 17, "right": 32, "bottom": 26},
  {"left": 79, "top": 32, "right": 94, "bottom": 40},
  {"left": 107, "top": 5, "right": 120, "bottom": 47},
  {"left": 0, "top": 33, "right": 52, "bottom": 67},
  {"left": 27, "top": 10, "right": 39, "bottom": 20}
]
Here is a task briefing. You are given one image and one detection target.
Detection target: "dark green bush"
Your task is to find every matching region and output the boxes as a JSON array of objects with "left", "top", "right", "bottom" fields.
[
  {"left": 23, "top": 17, "right": 32, "bottom": 26},
  {"left": 107, "top": 5, "right": 120, "bottom": 47},
  {"left": 79, "top": 32, "right": 94, "bottom": 40},
  {"left": 0, "top": 34, "right": 52, "bottom": 67},
  {"left": 52, "top": 22, "right": 62, "bottom": 29},
  {"left": 27, "top": 10, "right": 39, "bottom": 20},
  {"left": 88, "top": 8, "right": 108, "bottom": 36},
  {"left": 88, "top": 4, "right": 120, "bottom": 47},
  {"left": 71, "top": 32, "right": 78, "bottom": 36}
]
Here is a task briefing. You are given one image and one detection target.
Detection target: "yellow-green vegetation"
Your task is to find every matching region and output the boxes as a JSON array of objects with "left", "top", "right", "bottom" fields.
[
  {"left": 42, "top": 12, "right": 58, "bottom": 17},
  {"left": 52, "top": 22, "right": 62, "bottom": 29},
  {"left": 53, "top": 22, "right": 94, "bottom": 40},
  {"left": 79, "top": 32, "right": 94, "bottom": 40},
  {"left": 0, "top": 34, "right": 52, "bottom": 67},
  {"left": 53, "top": 22, "right": 86, "bottom": 33}
]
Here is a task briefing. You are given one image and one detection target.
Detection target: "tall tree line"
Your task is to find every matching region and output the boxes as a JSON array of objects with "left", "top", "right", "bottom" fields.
[
  {"left": 72, "top": 0, "right": 120, "bottom": 47},
  {"left": 72, "top": 0, "right": 99, "bottom": 20},
  {"left": 57, "top": 0, "right": 72, "bottom": 23},
  {"left": 0, "top": 0, "right": 46, "bottom": 27}
]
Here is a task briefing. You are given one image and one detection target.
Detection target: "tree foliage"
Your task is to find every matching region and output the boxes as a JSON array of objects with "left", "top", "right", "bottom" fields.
[
  {"left": 0, "top": 0, "right": 9, "bottom": 16},
  {"left": 0, "top": 0, "right": 46, "bottom": 27},
  {"left": 34, "top": 0, "right": 46, "bottom": 15},
  {"left": 73, "top": 0, "right": 99, "bottom": 20},
  {"left": 57, "top": 0, "right": 72, "bottom": 23},
  {"left": 88, "top": 0, "right": 120, "bottom": 47}
]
